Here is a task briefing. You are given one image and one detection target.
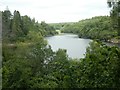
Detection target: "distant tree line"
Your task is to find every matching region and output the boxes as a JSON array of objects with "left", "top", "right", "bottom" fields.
[{"left": 62, "top": 16, "right": 118, "bottom": 41}]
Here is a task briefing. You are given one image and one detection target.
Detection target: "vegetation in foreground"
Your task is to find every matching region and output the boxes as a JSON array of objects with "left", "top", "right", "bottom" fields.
[{"left": 2, "top": 35, "right": 120, "bottom": 88}]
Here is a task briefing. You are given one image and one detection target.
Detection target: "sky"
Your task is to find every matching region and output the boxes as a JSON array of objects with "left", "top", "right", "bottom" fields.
[{"left": 0, "top": 0, "right": 110, "bottom": 23}]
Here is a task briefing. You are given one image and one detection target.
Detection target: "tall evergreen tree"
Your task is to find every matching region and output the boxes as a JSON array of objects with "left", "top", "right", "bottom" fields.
[
  {"left": 21, "top": 15, "right": 32, "bottom": 35},
  {"left": 2, "top": 9, "right": 12, "bottom": 42},
  {"left": 11, "top": 10, "right": 24, "bottom": 41}
]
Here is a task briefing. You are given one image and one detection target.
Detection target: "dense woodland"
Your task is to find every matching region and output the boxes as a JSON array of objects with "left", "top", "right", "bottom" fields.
[
  {"left": 1, "top": 1, "right": 120, "bottom": 88},
  {"left": 2, "top": 10, "right": 57, "bottom": 43},
  {"left": 62, "top": 16, "right": 118, "bottom": 41}
]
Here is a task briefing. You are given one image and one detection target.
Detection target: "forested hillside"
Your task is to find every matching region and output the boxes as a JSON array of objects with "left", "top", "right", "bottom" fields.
[
  {"left": 62, "top": 16, "right": 119, "bottom": 42},
  {"left": 1, "top": 9, "right": 120, "bottom": 88}
]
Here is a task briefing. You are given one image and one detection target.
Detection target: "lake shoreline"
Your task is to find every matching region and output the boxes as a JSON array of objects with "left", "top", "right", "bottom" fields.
[
  {"left": 46, "top": 33, "right": 120, "bottom": 48},
  {"left": 46, "top": 33, "right": 91, "bottom": 59}
]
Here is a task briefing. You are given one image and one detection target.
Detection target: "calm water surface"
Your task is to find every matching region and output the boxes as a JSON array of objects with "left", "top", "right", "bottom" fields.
[{"left": 46, "top": 34, "right": 92, "bottom": 59}]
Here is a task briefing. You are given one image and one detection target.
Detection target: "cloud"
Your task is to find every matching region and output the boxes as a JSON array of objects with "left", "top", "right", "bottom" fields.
[{"left": 0, "top": 0, "right": 110, "bottom": 23}]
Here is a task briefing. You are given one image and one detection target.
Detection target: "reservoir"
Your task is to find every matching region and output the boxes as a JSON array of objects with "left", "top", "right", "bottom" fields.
[{"left": 46, "top": 34, "right": 92, "bottom": 59}]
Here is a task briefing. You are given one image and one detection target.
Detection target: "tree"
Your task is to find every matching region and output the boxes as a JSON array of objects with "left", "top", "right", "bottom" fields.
[
  {"left": 21, "top": 15, "right": 31, "bottom": 35},
  {"left": 79, "top": 41, "right": 120, "bottom": 88},
  {"left": 107, "top": 0, "right": 120, "bottom": 36},
  {"left": 11, "top": 10, "right": 24, "bottom": 41},
  {"left": 40, "top": 21, "right": 57, "bottom": 36},
  {"left": 46, "top": 49, "right": 71, "bottom": 88},
  {"left": 2, "top": 9, "right": 12, "bottom": 43}
]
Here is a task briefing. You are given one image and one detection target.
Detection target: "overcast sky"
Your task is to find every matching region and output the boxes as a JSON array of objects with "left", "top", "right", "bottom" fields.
[{"left": 0, "top": 0, "right": 110, "bottom": 23}]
